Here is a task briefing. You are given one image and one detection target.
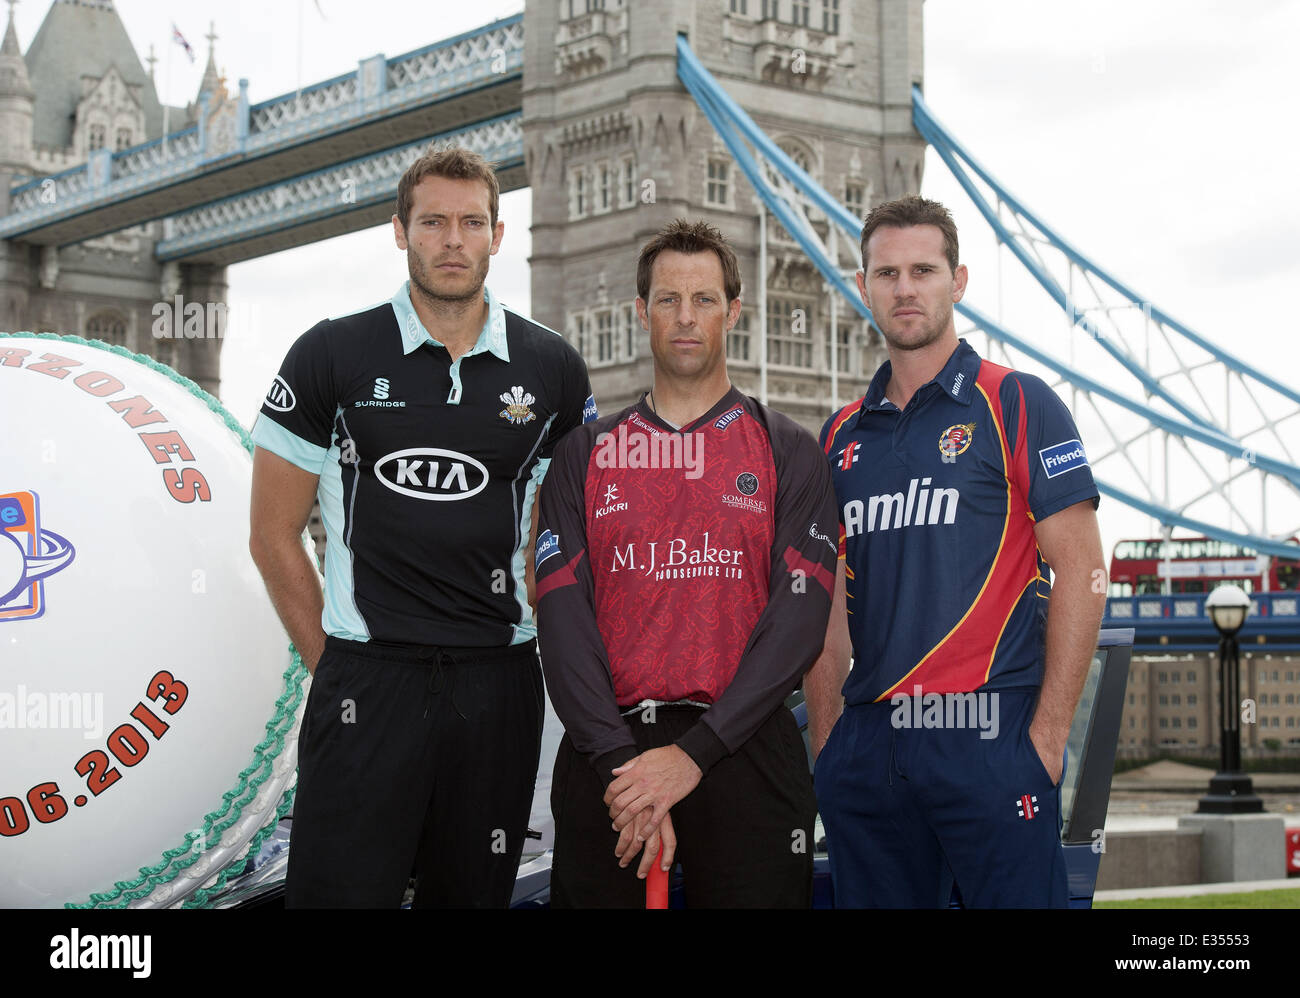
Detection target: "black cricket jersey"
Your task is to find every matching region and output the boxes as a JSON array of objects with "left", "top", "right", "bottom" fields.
[{"left": 251, "top": 282, "right": 595, "bottom": 648}]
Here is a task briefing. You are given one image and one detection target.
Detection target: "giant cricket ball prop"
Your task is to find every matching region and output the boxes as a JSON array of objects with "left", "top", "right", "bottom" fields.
[{"left": 0, "top": 334, "right": 307, "bottom": 907}]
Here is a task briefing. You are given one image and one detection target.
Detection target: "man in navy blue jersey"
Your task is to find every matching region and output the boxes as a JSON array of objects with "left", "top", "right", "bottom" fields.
[
  {"left": 249, "top": 147, "right": 594, "bottom": 908},
  {"left": 808, "top": 196, "right": 1107, "bottom": 908}
]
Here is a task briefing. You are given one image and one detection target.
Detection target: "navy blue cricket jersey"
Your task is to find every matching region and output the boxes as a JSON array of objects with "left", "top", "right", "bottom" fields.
[
  {"left": 819, "top": 340, "right": 1099, "bottom": 704},
  {"left": 251, "top": 282, "right": 594, "bottom": 648}
]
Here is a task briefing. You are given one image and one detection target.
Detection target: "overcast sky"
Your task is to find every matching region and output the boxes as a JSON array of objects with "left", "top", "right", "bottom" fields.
[{"left": 17, "top": 0, "right": 1299, "bottom": 553}]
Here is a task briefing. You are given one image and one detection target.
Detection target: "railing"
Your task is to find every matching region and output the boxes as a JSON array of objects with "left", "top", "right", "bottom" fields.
[
  {"left": 110, "top": 127, "right": 201, "bottom": 180},
  {"left": 1104, "top": 592, "right": 1300, "bottom": 623},
  {"left": 156, "top": 114, "right": 523, "bottom": 259}
]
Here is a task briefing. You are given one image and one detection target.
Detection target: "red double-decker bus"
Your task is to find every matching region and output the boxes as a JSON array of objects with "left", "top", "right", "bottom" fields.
[{"left": 1108, "top": 536, "right": 1300, "bottom": 596}]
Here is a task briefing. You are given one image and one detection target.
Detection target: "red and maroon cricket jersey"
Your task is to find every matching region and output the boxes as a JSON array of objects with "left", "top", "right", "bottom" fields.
[{"left": 535, "top": 387, "right": 838, "bottom": 780}]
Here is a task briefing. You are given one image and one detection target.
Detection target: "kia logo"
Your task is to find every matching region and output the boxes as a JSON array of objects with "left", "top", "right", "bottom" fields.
[
  {"left": 374, "top": 448, "right": 488, "bottom": 501},
  {"left": 264, "top": 376, "right": 296, "bottom": 412}
]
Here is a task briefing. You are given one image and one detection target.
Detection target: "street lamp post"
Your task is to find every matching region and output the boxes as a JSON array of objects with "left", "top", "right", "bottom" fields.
[{"left": 1196, "top": 584, "right": 1264, "bottom": 813}]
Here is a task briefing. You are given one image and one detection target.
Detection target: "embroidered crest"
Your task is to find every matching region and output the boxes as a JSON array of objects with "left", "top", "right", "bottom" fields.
[
  {"left": 499, "top": 386, "right": 537, "bottom": 426},
  {"left": 939, "top": 422, "right": 975, "bottom": 460}
]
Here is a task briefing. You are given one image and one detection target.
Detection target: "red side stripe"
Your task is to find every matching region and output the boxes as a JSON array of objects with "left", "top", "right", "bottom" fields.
[
  {"left": 823, "top": 396, "right": 865, "bottom": 455},
  {"left": 535, "top": 549, "right": 585, "bottom": 602},
  {"left": 877, "top": 362, "right": 1038, "bottom": 698},
  {"left": 783, "top": 546, "right": 834, "bottom": 597}
]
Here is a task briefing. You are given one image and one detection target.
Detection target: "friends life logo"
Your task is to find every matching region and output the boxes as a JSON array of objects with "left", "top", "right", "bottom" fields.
[{"left": 0, "top": 491, "right": 76, "bottom": 623}]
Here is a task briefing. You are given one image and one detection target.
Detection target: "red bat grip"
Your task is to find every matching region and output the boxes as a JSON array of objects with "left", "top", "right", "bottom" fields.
[{"left": 646, "top": 843, "right": 668, "bottom": 909}]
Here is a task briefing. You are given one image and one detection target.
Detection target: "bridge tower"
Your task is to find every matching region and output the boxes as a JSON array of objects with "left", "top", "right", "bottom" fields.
[
  {"left": 524, "top": 0, "right": 925, "bottom": 430},
  {"left": 0, "top": 0, "right": 226, "bottom": 396}
]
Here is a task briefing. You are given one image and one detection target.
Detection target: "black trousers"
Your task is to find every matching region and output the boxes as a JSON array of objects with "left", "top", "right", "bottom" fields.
[
  {"left": 550, "top": 705, "right": 816, "bottom": 908},
  {"left": 286, "top": 635, "right": 543, "bottom": 908}
]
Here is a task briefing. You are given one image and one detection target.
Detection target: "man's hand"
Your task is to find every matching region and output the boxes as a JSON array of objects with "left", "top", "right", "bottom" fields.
[
  {"left": 604, "top": 745, "right": 701, "bottom": 839},
  {"left": 1028, "top": 722, "right": 1065, "bottom": 786},
  {"left": 614, "top": 809, "right": 677, "bottom": 880}
]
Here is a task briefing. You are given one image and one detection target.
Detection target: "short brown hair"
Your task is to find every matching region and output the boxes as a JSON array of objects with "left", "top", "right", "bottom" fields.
[
  {"left": 637, "top": 219, "right": 742, "bottom": 302},
  {"left": 395, "top": 146, "right": 500, "bottom": 230},
  {"left": 859, "top": 196, "right": 959, "bottom": 273}
]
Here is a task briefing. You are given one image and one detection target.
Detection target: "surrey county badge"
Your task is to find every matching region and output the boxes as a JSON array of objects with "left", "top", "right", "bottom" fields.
[
  {"left": 499, "top": 386, "right": 537, "bottom": 425},
  {"left": 939, "top": 422, "right": 975, "bottom": 460}
]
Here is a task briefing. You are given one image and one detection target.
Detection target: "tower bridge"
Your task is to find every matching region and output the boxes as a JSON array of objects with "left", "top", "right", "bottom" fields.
[{"left": 2, "top": 0, "right": 1298, "bottom": 699}]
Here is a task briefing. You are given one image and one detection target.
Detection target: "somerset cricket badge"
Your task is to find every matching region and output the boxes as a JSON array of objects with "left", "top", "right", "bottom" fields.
[
  {"left": 939, "top": 422, "right": 975, "bottom": 460},
  {"left": 499, "top": 386, "right": 537, "bottom": 426}
]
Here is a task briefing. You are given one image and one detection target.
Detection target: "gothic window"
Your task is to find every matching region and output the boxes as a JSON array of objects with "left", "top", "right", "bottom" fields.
[
  {"left": 791, "top": 0, "right": 810, "bottom": 26},
  {"left": 115, "top": 128, "right": 133, "bottom": 151},
  {"left": 824, "top": 319, "right": 853, "bottom": 374},
  {"left": 569, "top": 312, "right": 589, "bottom": 356},
  {"left": 595, "top": 309, "right": 613, "bottom": 365},
  {"left": 88, "top": 123, "right": 106, "bottom": 151},
  {"left": 621, "top": 303, "right": 636, "bottom": 361},
  {"left": 86, "top": 310, "right": 127, "bottom": 346},
  {"left": 619, "top": 156, "right": 636, "bottom": 208},
  {"left": 767, "top": 298, "right": 813, "bottom": 369},
  {"left": 706, "top": 158, "right": 730, "bottom": 207},
  {"left": 570, "top": 166, "right": 588, "bottom": 219},
  {"left": 822, "top": 0, "right": 840, "bottom": 33},
  {"left": 598, "top": 162, "right": 612, "bottom": 212},
  {"left": 845, "top": 181, "right": 865, "bottom": 221},
  {"left": 726, "top": 310, "right": 752, "bottom": 364},
  {"left": 565, "top": 0, "right": 604, "bottom": 17},
  {"left": 778, "top": 138, "right": 813, "bottom": 176}
]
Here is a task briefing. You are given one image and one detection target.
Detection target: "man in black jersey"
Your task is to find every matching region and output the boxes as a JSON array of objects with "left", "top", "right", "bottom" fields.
[{"left": 249, "top": 148, "right": 594, "bottom": 907}]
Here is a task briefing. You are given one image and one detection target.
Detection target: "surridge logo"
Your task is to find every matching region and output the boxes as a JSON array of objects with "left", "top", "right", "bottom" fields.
[
  {"left": 843, "top": 477, "right": 959, "bottom": 537},
  {"left": 1, "top": 491, "right": 76, "bottom": 623},
  {"left": 374, "top": 448, "right": 488, "bottom": 501},
  {"left": 373, "top": 377, "right": 390, "bottom": 400}
]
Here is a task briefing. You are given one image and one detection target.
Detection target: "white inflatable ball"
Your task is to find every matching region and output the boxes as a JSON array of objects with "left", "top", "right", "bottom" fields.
[{"left": 0, "top": 334, "right": 306, "bottom": 908}]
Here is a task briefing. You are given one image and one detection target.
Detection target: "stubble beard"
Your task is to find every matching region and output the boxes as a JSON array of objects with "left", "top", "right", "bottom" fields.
[
  {"left": 881, "top": 301, "right": 952, "bottom": 354},
  {"left": 408, "top": 247, "right": 489, "bottom": 312}
]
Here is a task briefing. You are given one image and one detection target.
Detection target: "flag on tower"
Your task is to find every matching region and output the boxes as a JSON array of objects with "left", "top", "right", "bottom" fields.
[{"left": 171, "top": 23, "right": 195, "bottom": 63}]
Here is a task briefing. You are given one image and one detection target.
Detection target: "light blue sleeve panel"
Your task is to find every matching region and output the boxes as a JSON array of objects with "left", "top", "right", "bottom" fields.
[{"left": 250, "top": 414, "right": 329, "bottom": 475}]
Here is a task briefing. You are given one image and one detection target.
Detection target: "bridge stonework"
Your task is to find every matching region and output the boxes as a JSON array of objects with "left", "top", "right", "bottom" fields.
[
  {"left": 0, "top": 0, "right": 226, "bottom": 395},
  {"left": 0, "top": 1, "right": 924, "bottom": 415},
  {"left": 523, "top": 0, "right": 925, "bottom": 430}
]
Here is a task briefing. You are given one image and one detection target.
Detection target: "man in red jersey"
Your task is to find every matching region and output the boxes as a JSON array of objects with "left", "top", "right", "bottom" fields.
[{"left": 534, "top": 219, "right": 838, "bottom": 907}]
